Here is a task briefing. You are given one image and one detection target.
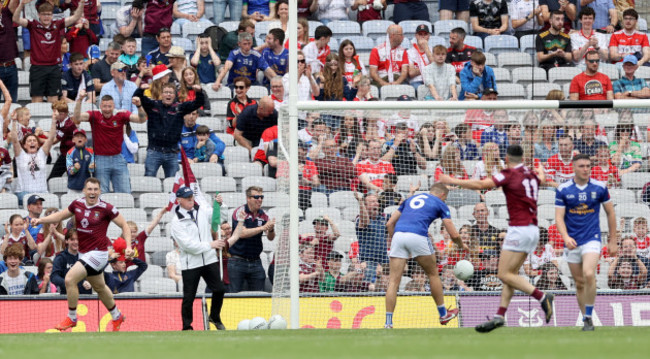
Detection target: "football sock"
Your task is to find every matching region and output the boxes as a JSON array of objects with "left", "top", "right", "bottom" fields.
[
  {"left": 385, "top": 312, "right": 393, "bottom": 326},
  {"left": 585, "top": 305, "right": 594, "bottom": 319},
  {"left": 495, "top": 306, "right": 507, "bottom": 318},
  {"left": 531, "top": 288, "right": 545, "bottom": 302},
  {"left": 437, "top": 305, "right": 447, "bottom": 318},
  {"left": 108, "top": 305, "right": 121, "bottom": 320},
  {"left": 68, "top": 307, "right": 77, "bottom": 321}
]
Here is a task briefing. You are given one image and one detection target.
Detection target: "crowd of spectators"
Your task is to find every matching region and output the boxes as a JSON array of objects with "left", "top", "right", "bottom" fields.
[{"left": 0, "top": 0, "right": 649, "bottom": 296}]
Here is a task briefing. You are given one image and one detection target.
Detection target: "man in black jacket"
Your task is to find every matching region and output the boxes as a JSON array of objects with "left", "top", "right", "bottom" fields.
[
  {"left": 51, "top": 229, "right": 92, "bottom": 295},
  {"left": 132, "top": 82, "right": 205, "bottom": 178}
]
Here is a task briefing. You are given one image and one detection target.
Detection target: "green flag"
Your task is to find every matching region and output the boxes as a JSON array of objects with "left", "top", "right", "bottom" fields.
[{"left": 212, "top": 192, "right": 221, "bottom": 232}]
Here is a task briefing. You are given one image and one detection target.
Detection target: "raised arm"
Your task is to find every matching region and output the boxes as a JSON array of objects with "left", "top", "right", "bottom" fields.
[
  {"left": 32, "top": 208, "right": 74, "bottom": 227},
  {"left": 10, "top": 118, "right": 22, "bottom": 158},
  {"left": 0, "top": 80, "right": 11, "bottom": 121},
  {"left": 146, "top": 207, "right": 168, "bottom": 235},
  {"left": 64, "top": 1, "right": 85, "bottom": 27},
  {"left": 12, "top": 0, "right": 30, "bottom": 27},
  {"left": 73, "top": 90, "right": 90, "bottom": 124},
  {"left": 40, "top": 112, "right": 59, "bottom": 155},
  {"left": 130, "top": 96, "right": 147, "bottom": 123}
]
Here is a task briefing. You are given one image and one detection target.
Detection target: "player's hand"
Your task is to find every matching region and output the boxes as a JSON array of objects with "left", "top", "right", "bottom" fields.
[
  {"left": 564, "top": 236, "right": 577, "bottom": 250},
  {"left": 82, "top": 280, "right": 92, "bottom": 290}
]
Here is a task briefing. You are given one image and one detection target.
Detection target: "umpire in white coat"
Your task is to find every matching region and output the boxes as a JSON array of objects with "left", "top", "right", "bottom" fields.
[{"left": 170, "top": 186, "right": 226, "bottom": 331}]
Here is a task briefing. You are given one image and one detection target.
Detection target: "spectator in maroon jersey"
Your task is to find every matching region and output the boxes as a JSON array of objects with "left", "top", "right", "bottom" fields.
[
  {"left": 13, "top": 0, "right": 84, "bottom": 103},
  {"left": 299, "top": 215, "right": 341, "bottom": 268},
  {"left": 34, "top": 207, "right": 66, "bottom": 265},
  {"left": 314, "top": 139, "right": 357, "bottom": 194},
  {"left": 137, "top": 0, "right": 176, "bottom": 57},
  {"left": 48, "top": 100, "right": 78, "bottom": 179},
  {"left": 0, "top": 0, "right": 20, "bottom": 104},
  {"left": 61, "top": 0, "right": 101, "bottom": 37},
  {"left": 65, "top": 17, "right": 98, "bottom": 61},
  {"left": 0, "top": 215, "right": 37, "bottom": 264},
  {"left": 123, "top": 208, "right": 167, "bottom": 267},
  {"left": 352, "top": 0, "right": 387, "bottom": 23},
  {"left": 299, "top": 243, "right": 324, "bottom": 293}
]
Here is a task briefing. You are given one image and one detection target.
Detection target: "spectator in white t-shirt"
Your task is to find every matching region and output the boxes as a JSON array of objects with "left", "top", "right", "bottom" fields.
[
  {"left": 571, "top": 6, "right": 608, "bottom": 65},
  {"left": 422, "top": 45, "right": 458, "bottom": 101},
  {"left": 510, "top": 0, "right": 543, "bottom": 39}
]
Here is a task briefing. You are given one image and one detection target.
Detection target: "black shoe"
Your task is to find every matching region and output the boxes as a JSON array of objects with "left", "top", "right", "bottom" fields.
[
  {"left": 582, "top": 318, "right": 594, "bottom": 331},
  {"left": 475, "top": 316, "right": 505, "bottom": 333},
  {"left": 210, "top": 318, "right": 226, "bottom": 330},
  {"left": 540, "top": 293, "right": 554, "bottom": 324}
]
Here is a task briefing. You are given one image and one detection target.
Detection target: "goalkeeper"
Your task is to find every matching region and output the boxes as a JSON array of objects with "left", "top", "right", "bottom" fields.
[{"left": 384, "top": 183, "right": 467, "bottom": 328}]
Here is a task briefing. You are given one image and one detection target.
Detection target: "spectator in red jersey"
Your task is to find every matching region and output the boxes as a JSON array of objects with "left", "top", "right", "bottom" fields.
[
  {"left": 632, "top": 217, "right": 650, "bottom": 258},
  {"left": 124, "top": 208, "right": 167, "bottom": 267},
  {"left": 369, "top": 24, "right": 409, "bottom": 87},
  {"left": 608, "top": 9, "right": 650, "bottom": 66},
  {"left": 569, "top": 50, "right": 613, "bottom": 101},
  {"left": 303, "top": 25, "right": 332, "bottom": 74},
  {"left": 590, "top": 144, "right": 620, "bottom": 188},
  {"left": 226, "top": 76, "right": 257, "bottom": 135},
  {"left": 0, "top": 243, "right": 39, "bottom": 295},
  {"left": 352, "top": 0, "right": 386, "bottom": 23},
  {"left": 608, "top": 256, "right": 646, "bottom": 290},
  {"left": 65, "top": 17, "right": 97, "bottom": 61},
  {"left": 137, "top": 0, "right": 175, "bottom": 57},
  {"left": 300, "top": 215, "right": 340, "bottom": 268},
  {"left": 446, "top": 27, "right": 476, "bottom": 75},
  {"left": 339, "top": 39, "right": 367, "bottom": 86},
  {"left": 73, "top": 89, "right": 145, "bottom": 193},
  {"left": 406, "top": 24, "right": 434, "bottom": 90},
  {"left": 356, "top": 139, "right": 395, "bottom": 193},
  {"left": 13, "top": 1, "right": 83, "bottom": 103},
  {"left": 34, "top": 207, "right": 65, "bottom": 264},
  {"left": 545, "top": 135, "right": 577, "bottom": 187},
  {"left": 299, "top": 243, "right": 324, "bottom": 293},
  {"left": 0, "top": 215, "right": 37, "bottom": 264}
]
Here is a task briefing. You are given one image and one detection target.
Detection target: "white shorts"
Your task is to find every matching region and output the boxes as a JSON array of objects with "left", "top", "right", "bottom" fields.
[
  {"left": 564, "top": 241, "right": 602, "bottom": 264},
  {"left": 79, "top": 250, "right": 109, "bottom": 274},
  {"left": 501, "top": 225, "right": 539, "bottom": 254},
  {"left": 389, "top": 232, "right": 435, "bottom": 259}
]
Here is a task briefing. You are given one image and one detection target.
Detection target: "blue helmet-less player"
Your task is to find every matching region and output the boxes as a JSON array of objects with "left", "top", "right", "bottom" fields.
[{"left": 384, "top": 183, "right": 467, "bottom": 329}]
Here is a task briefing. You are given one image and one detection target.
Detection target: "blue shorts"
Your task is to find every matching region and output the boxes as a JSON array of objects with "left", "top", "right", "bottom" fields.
[
  {"left": 22, "top": 29, "right": 31, "bottom": 51},
  {"left": 439, "top": 0, "right": 470, "bottom": 12}
]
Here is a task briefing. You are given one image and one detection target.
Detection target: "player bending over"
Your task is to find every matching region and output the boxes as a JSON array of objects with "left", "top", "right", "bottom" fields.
[
  {"left": 555, "top": 154, "right": 617, "bottom": 331},
  {"left": 439, "top": 145, "right": 554, "bottom": 333},
  {"left": 32, "top": 178, "right": 132, "bottom": 332},
  {"left": 385, "top": 183, "right": 468, "bottom": 328}
]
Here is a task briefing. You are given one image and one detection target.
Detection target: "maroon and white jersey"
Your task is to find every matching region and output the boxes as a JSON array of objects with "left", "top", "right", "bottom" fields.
[
  {"left": 26, "top": 19, "right": 66, "bottom": 66},
  {"left": 492, "top": 164, "right": 539, "bottom": 226},
  {"left": 68, "top": 198, "right": 119, "bottom": 253}
]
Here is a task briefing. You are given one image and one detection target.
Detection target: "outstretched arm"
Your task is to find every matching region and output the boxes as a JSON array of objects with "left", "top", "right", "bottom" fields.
[
  {"left": 64, "top": 1, "right": 85, "bottom": 27},
  {"left": 32, "top": 209, "right": 74, "bottom": 227},
  {"left": 12, "top": 0, "right": 31, "bottom": 27},
  {"left": 0, "top": 80, "right": 12, "bottom": 121},
  {"left": 438, "top": 174, "right": 496, "bottom": 191}
]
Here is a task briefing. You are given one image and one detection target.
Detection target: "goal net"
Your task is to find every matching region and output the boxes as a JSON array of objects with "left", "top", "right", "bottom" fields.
[{"left": 272, "top": 100, "right": 650, "bottom": 329}]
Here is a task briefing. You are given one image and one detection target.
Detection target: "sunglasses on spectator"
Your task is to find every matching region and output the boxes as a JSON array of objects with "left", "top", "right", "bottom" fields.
[
  {"left": 298, "top": 59, "right": 306, "bottom": 63},
  {"left": 586, "top": 59, "right": 599, "bottom": 63},
  {"left": 249, "top": 195, "right": 264, "bottom": 199},
  {"left": 115, "top": 68, "right": 125, "bottom": 73},
  {"left": 235, "top": 85, "right": 246, "bottom": 90}
]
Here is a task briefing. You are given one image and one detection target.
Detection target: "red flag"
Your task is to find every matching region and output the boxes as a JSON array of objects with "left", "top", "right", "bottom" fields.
[{"left": 167, "top": 147, "right": 204, "bottom": 210}]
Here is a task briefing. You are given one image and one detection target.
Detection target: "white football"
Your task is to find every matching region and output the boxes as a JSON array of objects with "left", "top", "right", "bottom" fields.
[
  {"left": 454, "top": 260, "right": 474, "bottom": 281},
  {"left": 237, "top": 319, "right": 251, "bottom": 330},
  {"left": 248, "top": 317, "right": 268, "bottom": 330},
  {"left": 267, "top": 314, "right": 288, "bottom": 330}
]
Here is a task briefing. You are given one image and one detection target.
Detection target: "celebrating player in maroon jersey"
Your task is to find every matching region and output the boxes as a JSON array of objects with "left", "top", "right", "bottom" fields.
[
  {"left": 439, "top": 145, "right": 555, "bottom": 332},
  {"left": 31, "top": 178, "right": 132, "bottom": 332}
]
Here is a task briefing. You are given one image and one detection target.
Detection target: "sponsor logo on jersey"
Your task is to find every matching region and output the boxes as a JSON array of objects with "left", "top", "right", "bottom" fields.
[{"left": 584, "top": 80, "right": 604, "bottom": 95}]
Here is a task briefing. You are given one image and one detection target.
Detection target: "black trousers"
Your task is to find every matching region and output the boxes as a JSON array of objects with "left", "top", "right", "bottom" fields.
[
  {"left": 181, "top": 262, "right": 226, "bottom": 330},
  {"left": 48, "top": 154, "right": 67, "bottom": 180}
]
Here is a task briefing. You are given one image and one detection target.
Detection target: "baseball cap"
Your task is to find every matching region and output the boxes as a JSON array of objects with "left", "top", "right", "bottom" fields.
[
  {"left": 397, "top": 94, "right": 412, "bottom": 101},
  {"left": 623, "top": 54, "right": 638, "bottom": 65},
  {"left": 73, "top": 129, "right": 87, "bottom": 137},
  {"left": 87, "top": 45, "right": 101, "bottom": 60},
  {"left": 312, "top": 217, "right": 328, "bottom": 226},
  {"left": 112, "top": 237, "right": 127, "bottom": 261},
  {"left": 27, "top": 195, "right": 45, "bottom": 206},
  {"left": 483, "top": 88, "right": 498, "bottom": 96},
  {"left": 175, "top": 186, "right": 194, "bottom": 198},
  {"left": 110, "top": 62, "right": 127, "bottom": 71},
  {"left": 481, "top": 249, "right": 499, "bottom": 259},
  {"left": 415, "top": 24, "right": 430, "bottom": 34}
]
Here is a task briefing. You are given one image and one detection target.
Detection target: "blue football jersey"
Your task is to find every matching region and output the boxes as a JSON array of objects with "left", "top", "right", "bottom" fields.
[
  {"left": 555, "top": 179, "right": 611, "bottom": 246},
  {"left": 394, "top": 193, "right": 451, "bottom": 237},
  {"left": 227, "top": 49, "right": 269, "bottom": 85}
]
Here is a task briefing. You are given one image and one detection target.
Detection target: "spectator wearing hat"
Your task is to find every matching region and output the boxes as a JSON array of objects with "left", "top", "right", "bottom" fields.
[
  {"left": 133, "top": 82, "right": 205, "bottom": 178},
  {"left": 369, "top": 24, "right": 409, "bottom": 87},
  {"left": 66, "top": 129, "right": 95, "bottom": 193},
  {"left": 13, "top": 1, "right": 83, "bottom": 103},
  {"left": 23, "top": 195, "right": 44, "bottom": 241},
  {"left": 147, "top": 27, "right": 173, "bottom": 66},
  {"left": 115, "top": 2, "right": 144, "bottom": 38},
  {"left": 459, "top": 52, "right": 496, "bottom": 100},
  {"left": 146, "top": 64, "right": 173, "bottom": 99},
  {"left": 569, "top": 50, "right": 613, "bottom": 101},
  {"left": 613, "top": 55, "right": 650, "bottom": 99},
  {"left": 99, "top": 62, "right": 139, "bottom": 114},
  {"left": 166, "top": 46, "right": 187, "bottom": 88},
  {"left": 171, "top": 186, "right": 227, "bottom": 330},
  {"left": 422, "top": 44, "right": 458, "bottom": 101},
  {"left": 407, "top": 24, "right": 434, "bottom": 91},
  {"left": 300, "top": 215, "right": 341, "bottom": 268},
  {"left": 103, "top": 237, "right": 148, "bottom": 294},
  {"left": 0, "top": 0, "right": 19, "bottom": 104},
  {"left": 173, "top": 0, "right": 211, "bottom": 27},
  {"left": 61, "top": 52, "right": 95, "bottom": 103},
  {"left": 213, "top": 32, "right": 276, "bottom": 91},
  {"left": 139, "top": 0, "right": 175, "bottom": 56},
  {"left": 91, "top": 42, "right": 123, "bottom": 93},
  {"left": 466, "top": 249, "right": 503, "bottom": 291}
]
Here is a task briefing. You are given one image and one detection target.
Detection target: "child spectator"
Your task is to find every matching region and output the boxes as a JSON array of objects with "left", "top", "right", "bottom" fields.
[
  {"left": 298, "top": 244, "right": 323, "bottom": 293},
  {"left": 319, "top": 251, "right": 367, "bottom": 292},
  {"left": 0, "top": 243, "right": 39, "bottom": 295},
  {"left": 13, "top": 107, "right": 34, "bottom": 142},
  {"left": 191, "top": 33, "right": 221, "bottom": 84},
  {"left": 34, "top": 207, "right": 65, "bottom": 265},
  {"left": 65, "top": 17, "right": 97, "bottom": 61},
  {"left": 124, "top": 208, "right": 167, "bottom": 267},
  {"left": 590, "top": 144, "right": 620, "bottom": 188},
  {"left": 303, "top": 25, "right": 332, "bottom": 74},
  {"left": 61, "top": 37, "right": 71, "bottom": 72},
  {"left": 104, "top": 238, "right": 148, "bottom": 294},
  {"left": 121, "top": 122, "right": 139, "bottom": 164},
  {"left": 65, "top": 129, "right": 95, "bottom": 193},
  {"left": 193, "top": 125, "right": 219, "bottom": 163},
  {"left": 48, "top": 100, "right": 78, "bottom": 179},
  {"left": 132, "top": 57, "right": 154, "bottom": 86},
  {"left": 422, "top": 45, "right": 458, "bottom": 101},
  {"left": 632, "top": 217, "right": 650, "bottom": 258},
  {"left": 36, "top": 257, "right": 56, "bottom": 293},
  {"left": 118, "top": 37, "right": 140, "bottom": 79},
  {"left": 0, "top": 215, "right": 37, "bottom": 264},
  {"left": 608, "top": 257, "right": 646, "bottom": 290}
]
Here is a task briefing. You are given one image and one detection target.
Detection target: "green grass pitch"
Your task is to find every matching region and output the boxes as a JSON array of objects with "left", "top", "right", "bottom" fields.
[{"left": 1, "top": 327, "right": 646, "bottom": 358}]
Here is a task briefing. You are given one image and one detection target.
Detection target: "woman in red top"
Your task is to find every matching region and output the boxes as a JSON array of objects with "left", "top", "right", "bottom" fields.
[
  {"left": 591, "top": 144, "right": 620, "bottom": 188},
  {"left": 178, "top": 67, "right": 210, "bottom": 115},
  {"left": 434, "top": 145, "right": 468, "bottom": 182},
  {"left": 0, "top": 214, "right": 37, "bottom": 263},
  {"left": 284, "top": 18, "right": 311, "bottom": 50}
]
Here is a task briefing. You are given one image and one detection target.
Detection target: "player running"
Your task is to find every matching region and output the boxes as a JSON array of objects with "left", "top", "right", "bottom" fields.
[
  {"left": 32, "top": 178, "right": 132, "bottom": 332},
  {"left": 439, "top": 145, "right": 554, "bottom": 332},
  {"left": 385, "top": 183, "right": 467, "bottom": 328},
  {"left": 555, "top": 154, "right": 617, "bottom": 331}
]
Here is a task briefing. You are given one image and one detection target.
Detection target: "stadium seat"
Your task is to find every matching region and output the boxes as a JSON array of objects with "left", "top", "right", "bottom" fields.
[
  {"left": 263, "top": 192, "right": 289, "bottom": 206},
  {"left": 0, "top": 193, "right": 19, "bottom": 209},
  {"left": 498, "top": 53, "right": 534, "bottom": 72},
  {"left": 399, "top": 20, "right": 431, "bottom": 39},
  {"left": 399, "top": 276, "right": 412, "bottom": 291},
  {"left": 483, "top": 35, "right": 518, "bottom": 56},
  {"left": 131, "top": 177, "right": 162, "bottom": 194},
  {"left": 496, "top": 83, "right": 526, "bottom": 100},
  {"left": 461, "top": 160, "right": 477, "bottom": 175},
  {"left": 181, "top": 22, "right": 212, "bottom": 41},
  {"left": 18, "top": 71, "right": 28, "bottom": 86},
  {"left": 519, "top": 34, "right": 537, "bottom": 57},
  {"left": 339, "top": 36, "right": 375, "bottom": 52},
  {"left": 624, "top": 65, "right": 650, "bottom": 82},
  {"left": 47, "top": 177, "right": 69, "bottom": 194},
  {"left": 219, "top": 21, "right": 239, "bottom": 32},
  {"left": 248, "top": 85, "right": 269, "bottom": 100},
  {"left": 548, "top": 67, "right": 583, "bottom": 86},
  {"left": 464, "top": 35, "right": 483, "bottom": 50},
  {"left": 526, "top": 83, "right": 561, "bottom": 100},
  {"left": 616, "top": 203, "right": 650, "bottom": 220},
  {"left": 172, "top": 38, "right": 194, "bottom": 53},
  {"left": 537, "top": 204, "right": 556, "bottom": 222},
  {"left": 190, "top": 162, "right": 223, "bottom": 178},
  {"left": 329, "top": 38, "right": 339, "bottom": 50},
  {"left": 427, "top": 35, "right": 448, "bottom": 48},
  {"left": 416, "top": 84, "right": 430, "bottom": 100},
  {"left": 308, "top": 21, "right": 324, "bottom": 37},
  {"left": 484, "top": 52, "right": 497, "bottom": 67},
  {"left": 305, "top": 207, "right": 341, "bottom": 222},
  {"left": 485, "top": 190, "right": 506, "bottom": 207},
  {"left": 395, "top": 175, "right": 429, "bottom": 192},
  {"left": 150, "top": 251, "right": 168, "bottom": 267},
  {"left": 342, "top": 206, "right": 360, "bottom": 222},
  {"left": 538, "top": 189, "right": 556, "bottom": 206},
  {"left": 224, "top": 146, "right": 251, "bottom": 165},
  {"left": 380, "top": 84, "right": 416, "bottom": 100},
  {"left": 215, "top": 133, "right": 235, "bottom": 147},
  {"left": 139, "top": 192, "right": 170, "bottom": 211},
  {"left": 362, "top": 20, "right": 394, "bottom": 40},
  {"left": 170, "top": 22, "right": 181, "bottom": 36},
  {"left": 492, "top": 67, "right": 511, "bottom": 84},
  {"left": 0, "top": 209, "right": 27, "bottom": 224},
  {"left": 100, "top": 193, "right": 135, "bottom": 208},
  {"left": 598, "top": 63, "right": 620, "bottom": 81},
  {"left": 197, "top": 117, "right": 224, "bottom": 132},
  {"left": 329, "top": 191, "right": 358, "bottom": 209},
  {"left": 241, "top": 176, "right": 277, "bottom": 192},
  {"left": 146, "top": 236, "right": 174, "bottom": 253},
  {"left": 638, "top": 18, "right": 648, "bottom": 31},
  {"left": 255, "top": 21, "right": 281, "bottom": 40},
  {"left": 221, "top": 192, "right": 246, "bottom": 207},
  {"left": 201, "top": 176, "right": 237, "bottom": 192},
  {"left": 139, "top": 264, "right": 164, "bottom": 280},
  {"left": 203, "top": 86, "right": 232, "bottom": 99},
  {"left": 140, "top": 278, "right": 177, "bottom": 293},
  {"left": 26, "top": 102, "right": 53, "bottom": 117},
  {"left": 119, "top": 208, "right": 148, "bottom": 222},
  {"left": 595, "top": 261, "right": 609, "bottom": 289},
  {"left": 456, "top": 204, "right": 476, "bottom": 221},
  {"left": 445, "top": 189, "right": 481, "bottom": 208},
  {"left": 226, "top": 162, "right": 262, "bottom": 179},
  {"left": 267, "top": 207, "right": 303, "bottom": 220},
  {"left": 594, "top": 112, "right": 619, "bottom": 127},
  {"left": 333, "top": 235, "right": 355, "bottom": 253},
  {"left": 310, "top": 192, "right": 329, "bottom": 208},
  {"left": 511, "top": 67, "right": 547, "bottom": 85},
  {"left": 433, "top": 20, "right": 468, "bottom": 37},
  {"left": 329, "top": 20, "right": 362, "bottom": 39},
  {"left": 491, "top": 218, "right": 508, "bottom": 230}
]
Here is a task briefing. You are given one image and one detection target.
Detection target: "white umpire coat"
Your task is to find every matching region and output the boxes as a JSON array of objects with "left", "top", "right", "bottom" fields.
[{"left": 170, "top": 203, "right": 219, "bottom": 271}]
